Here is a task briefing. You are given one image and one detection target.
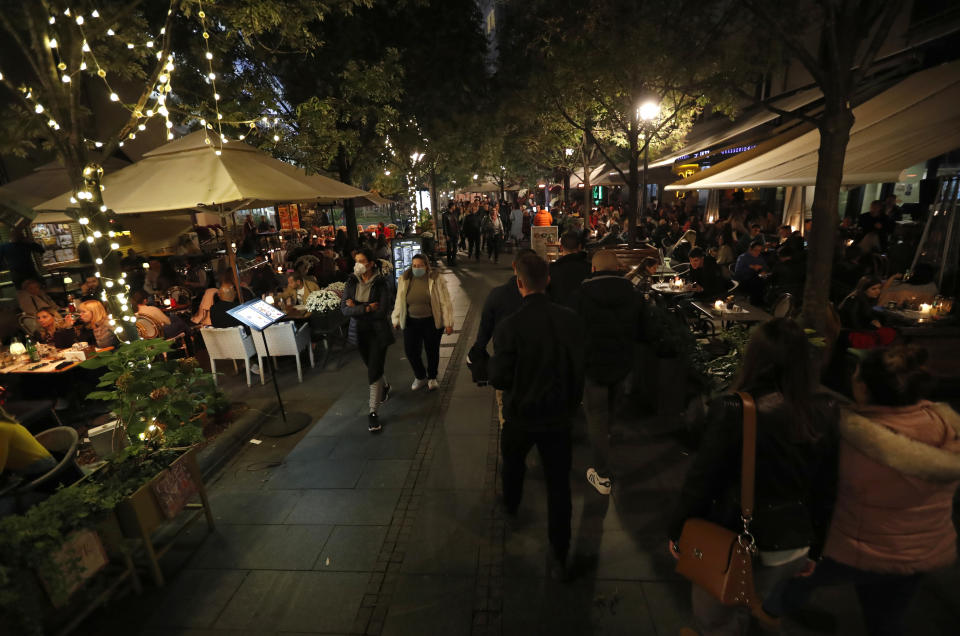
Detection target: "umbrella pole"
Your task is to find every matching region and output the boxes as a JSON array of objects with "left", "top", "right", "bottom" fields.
[{"left": 224, "top": 204, "right": 243, "bottom": 299}]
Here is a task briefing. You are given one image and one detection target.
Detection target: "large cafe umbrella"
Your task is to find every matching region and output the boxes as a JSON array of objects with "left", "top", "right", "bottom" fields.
[{"left": 34, "top": 130, "right": 373, "bottom": 214}]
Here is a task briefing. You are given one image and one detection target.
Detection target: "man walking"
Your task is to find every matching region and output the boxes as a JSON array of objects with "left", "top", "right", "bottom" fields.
[
  {"left": 490, "top": 253, "right": 585, "bottom": 580},
  {"left": 568, "top": 249, "right": 640, "bottom": 495},
  {"left": 547, "top": 232, "right": 591, "bottom": 305},
  {"left": 442, "top": 205, "right": 461, "bottom": 266},
  {"left": 462, "top": 206, "right": 482, "bottom": 260}
]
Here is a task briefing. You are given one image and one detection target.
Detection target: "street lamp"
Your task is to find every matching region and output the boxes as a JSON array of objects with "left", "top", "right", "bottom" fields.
[
  {"left": 565, "top": 147, "right": 574, "bottom": 157},
  {"left": 637, "top": 100, "right": 660, "bottom": 223}
]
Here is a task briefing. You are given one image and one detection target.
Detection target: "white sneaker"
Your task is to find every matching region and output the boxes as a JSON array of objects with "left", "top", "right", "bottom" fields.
[
  {"left": 427, "top": 379, "right": 439, "bottom": 391},
  {"left": 250, "top": 363, "right": 260, "bottom": 375},
  {"left": 411, "top": 378, "right": 427, "bottom": 391},
  {"left": 586, "top": 468, "right": 612, "bottom": 495}
]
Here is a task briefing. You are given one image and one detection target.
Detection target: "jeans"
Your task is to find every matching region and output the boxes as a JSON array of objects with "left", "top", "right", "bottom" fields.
[
  {"left": 583, "top": 380, "right": 619, "bottom": 476},
  {"left": 446, "top": 234, "right": 459, "bottom": 264},
  {"left": 501, "top": 424, "right": 572, "bottom": 560},
  {"left": 692, "top": 555, "right": 808, "bottom": 636},
  {"left": 466, "top": 232, "right": 481, "bottom": 259},
  {"left": 403, "top": 316, "right": 442, "bottom": 380},
  {"left": 486, "top": 233, "right": 501, "bottom": 262},
  {"left": 772, "top": 557, "right": 922, "bottom": 636}
]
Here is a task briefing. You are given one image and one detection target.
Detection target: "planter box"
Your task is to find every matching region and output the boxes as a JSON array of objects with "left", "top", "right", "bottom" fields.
[
  {"left": 115, "top": 446, "right": 214, "bottom": 586},
  {"left": 636, "top": 343, "right": 689, "bottom": 417}
]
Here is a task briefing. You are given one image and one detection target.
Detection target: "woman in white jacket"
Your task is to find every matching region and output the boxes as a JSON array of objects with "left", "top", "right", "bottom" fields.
[{"left": 391, "top": 254, "right": 454, "bottom": 391}]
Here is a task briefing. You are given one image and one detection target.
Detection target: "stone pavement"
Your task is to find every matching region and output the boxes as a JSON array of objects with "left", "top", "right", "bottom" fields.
[{"left": 77, "top": 258, "right": 960, "bottom": 636}]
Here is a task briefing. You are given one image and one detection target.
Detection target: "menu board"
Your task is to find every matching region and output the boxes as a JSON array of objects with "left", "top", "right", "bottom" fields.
[
  {"left": 32, "top": 222, "right": 77, "bottom": 265},
  {"left": 392, "top": 238, "right": 423, "bottom": 284},
  {"left": 227, "top": 298, "right": 286, "bottom": 331},
  {"left": 530, "top": 225, "right": 558, "bottom": 260},
  {"left": 277, "top": 204, "right": 302, "bottom": 231}
]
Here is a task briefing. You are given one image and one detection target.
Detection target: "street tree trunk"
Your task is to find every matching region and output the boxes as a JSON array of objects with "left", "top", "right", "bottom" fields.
[
  {"left": 337, "top": 149, "right": 358, "bottom": 249},
  {"left": 799, "top": 99, "right": 855, "bottom": 335},
  {"left": 582, "top": 126, "right": 591, "bottom": 216},
  {"left": 429, "top": 165, "right": 440, "bottom": 237},
  {"left": 627, "top": 117, "right": 640, "bottom": 243}
]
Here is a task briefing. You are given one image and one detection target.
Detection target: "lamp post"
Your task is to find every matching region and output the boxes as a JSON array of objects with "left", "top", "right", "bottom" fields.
[{"left": 638, "top": 100, "right": 660, "bottom": 222}]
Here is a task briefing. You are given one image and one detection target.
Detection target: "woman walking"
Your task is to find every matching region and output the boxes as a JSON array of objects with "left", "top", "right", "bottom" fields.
[
  {"left": 342, "top": 248, "right": 394, "bottom": 432},
  {"left": 777, "top": 346, "right": 960, "bottom": 636},
  {"left": 391, "top": 254, "right": 453, "bottom": 391},
  {"left": 668, "top": 318, "right": 838, "bottom": 636}
]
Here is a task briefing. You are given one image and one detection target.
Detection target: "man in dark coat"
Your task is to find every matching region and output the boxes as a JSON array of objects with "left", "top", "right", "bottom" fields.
[
  {"left": 684, "top": 246, "right": 727, "bottom": 300},
  {"left": 490, "top": 252, "right": 585, "bottom": 580},
  {"left": 547, "top": 232, "right": 591, "bottom": 305},
  {"left": 568, "top": 249, "right": 640, "bottom": 495},
  {"left": 441, "top": 206, "right": 461, "bottom": 266},
  {"left": 462, "top": 208, "right": 482, "bottom": 260}
]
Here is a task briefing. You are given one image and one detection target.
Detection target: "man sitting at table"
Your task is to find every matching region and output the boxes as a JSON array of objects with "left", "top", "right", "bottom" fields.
[
  {"left": 209, "top": 284, "right": 244, "bottom": 329},
  {"left": 79, "top": 275, "right": 102, "bottom": 301},
  {"left": 17, "top": 278, "right": 60, "bottom": 316},
  {"left": 734, "top": 240, "right": 768, "bottom": 305},
  {"left": 684, "top": 247, "right": 726, "bottom": 299}
]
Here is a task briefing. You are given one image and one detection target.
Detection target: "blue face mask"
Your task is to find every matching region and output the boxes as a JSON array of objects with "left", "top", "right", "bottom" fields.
[{"left": 412, "top": 267, "right": 426, "bottom": 278}]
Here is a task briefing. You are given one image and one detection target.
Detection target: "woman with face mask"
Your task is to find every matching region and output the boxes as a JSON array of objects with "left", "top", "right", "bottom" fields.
[
  {"left": 391, "top": 254, "right": 454, "bottom": 392},
  {"left": 342, "top": 248, "right": 395, "bottom": 432}
]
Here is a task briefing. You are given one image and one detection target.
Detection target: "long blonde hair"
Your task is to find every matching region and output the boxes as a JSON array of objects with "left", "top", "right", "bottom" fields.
[{"left": 79, "top": 299, "right": 108, "bottom": 326}]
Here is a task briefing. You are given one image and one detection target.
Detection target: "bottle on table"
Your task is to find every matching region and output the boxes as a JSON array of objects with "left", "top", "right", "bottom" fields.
[
  {"left": 67, "top": 294, "right": 76, "bottom": 313},
  {"left": 25, "top": 335, "right": 40, "bottom": 362}
]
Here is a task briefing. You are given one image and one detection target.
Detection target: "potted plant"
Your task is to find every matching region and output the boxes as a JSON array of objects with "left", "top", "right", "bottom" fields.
[
  {"left": 80, "top": 339, "right": 222, "bottom": 586},
  {"left": 636, "top": 303, "right": 697, "bottom": 415}
]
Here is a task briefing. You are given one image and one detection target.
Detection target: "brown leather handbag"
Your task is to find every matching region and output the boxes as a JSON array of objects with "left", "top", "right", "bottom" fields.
[{"left": 674, "top": 392, "right": 778, "bottom": 626}]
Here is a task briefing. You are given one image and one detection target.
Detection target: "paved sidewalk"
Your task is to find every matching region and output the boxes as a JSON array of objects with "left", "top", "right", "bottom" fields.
[{"left": 78, "top": 258, "right": 960, "bottom": 636}]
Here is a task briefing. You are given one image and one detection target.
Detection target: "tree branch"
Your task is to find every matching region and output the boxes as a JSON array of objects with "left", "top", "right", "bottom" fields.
[
  {"left": 852, "top": 0, "right": 904, "bottom": 86},
  {"left": 742, "top": 0, "right": 827, "bottom": 87}
]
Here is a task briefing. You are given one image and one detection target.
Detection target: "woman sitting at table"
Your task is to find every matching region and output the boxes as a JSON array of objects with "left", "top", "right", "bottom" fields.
[
  {"left": 839, "top": 275, "right": 897, "bottom": 349},
  {"left": 78, "top": 299, "right": 118, "bottom": 349},
  {"left": 33, "top": 308, "right": 77, "bottom": 348},
  {"left": 1, "top": 415, "right": 55, "bottom": 478},
  {"left": 132, "top": 290, "right": 189, "bottom": 339}
]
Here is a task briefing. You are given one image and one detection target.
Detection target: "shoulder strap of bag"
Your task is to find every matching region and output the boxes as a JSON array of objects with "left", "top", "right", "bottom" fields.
[{"left": 735, "top": 391, "right": 757, "bottom": 523}]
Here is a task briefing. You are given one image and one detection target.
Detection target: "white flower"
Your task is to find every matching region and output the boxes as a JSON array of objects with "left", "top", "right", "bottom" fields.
[
  {"left": 324, "top": 281, "right": 346, "bottom": 298},
  {"left": 304, "top": 289, "right": 341, "bottom": 313}
]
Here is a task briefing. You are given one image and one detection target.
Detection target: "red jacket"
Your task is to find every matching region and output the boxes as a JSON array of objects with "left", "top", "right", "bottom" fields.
[{"left": 824, "top": 402, "right": 960, "bottom": 575}]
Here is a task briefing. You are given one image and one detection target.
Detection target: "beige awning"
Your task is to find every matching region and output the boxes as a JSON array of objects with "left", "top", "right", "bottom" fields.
[
  {"left": 35, "top": 130, "right": 376, "bottom": 213},
  {"left": 667, "top": 61, "right": 960, "bottom": 190},
  {"left": 462, "top": 178, "right": 522, "bottom": 193},
  {"left": 649, "top": 87, "right": 822, "bottom": 169},
  {"left": 356, "top": 193, "right": 393, "bottom": 207},
  {"left": 0, "top": 157, "right": 129, "bottom": 221}
]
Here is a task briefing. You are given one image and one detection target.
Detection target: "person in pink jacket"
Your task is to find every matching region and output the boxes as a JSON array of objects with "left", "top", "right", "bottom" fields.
[{"left": 776, "top": 346, "right": 960, "bottom": 636}]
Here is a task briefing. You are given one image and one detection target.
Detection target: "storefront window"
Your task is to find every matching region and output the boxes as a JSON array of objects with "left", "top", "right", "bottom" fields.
[{"left": 31, "top": 223, "right": 76, "bottom": 265}]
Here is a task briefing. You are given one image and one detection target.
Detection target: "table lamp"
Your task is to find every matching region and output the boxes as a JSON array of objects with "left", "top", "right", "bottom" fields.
[{"left": 9, "top": 339, "right": 26, "bottom": 356}]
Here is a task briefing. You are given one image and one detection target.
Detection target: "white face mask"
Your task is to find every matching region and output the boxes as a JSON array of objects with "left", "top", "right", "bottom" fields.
[{"left": 354, "top": 262, "right": 368, "bottom": 276}]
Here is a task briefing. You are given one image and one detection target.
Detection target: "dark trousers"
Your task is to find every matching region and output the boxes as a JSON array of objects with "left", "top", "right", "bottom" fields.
[
  {"left": 583, "top": 380, "right": 620, "bottom": 475},
  {"left": 357, "top": 327, "right": 389, "bottom": 383},
  {"left": 486, "top": 234, "right": 501, "bottom": 262},
  {"left": 445, "top": 234, "right": 459, "bottom": 264},
  {"left": 466, "top": 232, "right": 481, "bottom": 260},
  {"left": 403, "top": 316, "right": 442, "bottom": 380},
  {"left": 501, "top": 424, "right": 572, "bottom": 559},
  {"left": 772, "top": 557, "right": 922, "bottom": 636}
]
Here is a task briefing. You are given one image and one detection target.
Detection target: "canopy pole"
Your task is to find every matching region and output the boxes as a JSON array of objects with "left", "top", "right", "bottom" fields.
[{"left": 223, "top": 203, "right": 243, "bottom": 299}]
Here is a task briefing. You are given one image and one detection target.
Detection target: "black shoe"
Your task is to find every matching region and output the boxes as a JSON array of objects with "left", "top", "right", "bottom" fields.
[
  {"left": 548, "top": 552, "right": 570, "bottom": 582},
  {"left": 368, "top": 412, "right": 382, "bottom": 433}
]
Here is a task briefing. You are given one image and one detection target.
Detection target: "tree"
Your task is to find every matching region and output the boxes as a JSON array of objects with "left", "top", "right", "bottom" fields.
[
  {"left": 739, "top": 0, "right": 904, "bottom": 333},
  {"left": 0, "top": 0, "right": 365, "bottom": 339}
]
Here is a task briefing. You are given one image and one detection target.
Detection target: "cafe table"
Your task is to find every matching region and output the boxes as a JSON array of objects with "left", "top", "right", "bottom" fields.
[
  {"left": 0, "top": 347, "right": 109, "bottom": 375},
  {"left": 690, "top": 300, "right": 773, "bottom": 329}
]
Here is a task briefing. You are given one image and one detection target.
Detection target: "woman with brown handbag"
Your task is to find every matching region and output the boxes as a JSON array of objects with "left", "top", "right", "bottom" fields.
[{"left": 668, "top": 318, "right": 839, "bottom": 635}]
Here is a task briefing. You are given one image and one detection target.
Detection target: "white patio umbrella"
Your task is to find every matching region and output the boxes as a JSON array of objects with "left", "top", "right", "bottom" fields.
[{"left": 34, "top": 130, "right": 373, "bottom": 214}]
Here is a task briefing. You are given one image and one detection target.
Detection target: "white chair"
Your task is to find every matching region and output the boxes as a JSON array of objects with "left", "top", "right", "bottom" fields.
[
  {"left": 251, "top": 321, "right": 314, "bottom": 384},
  {"left": 199, "top": 326, "right": 257, "bottom": 387}
]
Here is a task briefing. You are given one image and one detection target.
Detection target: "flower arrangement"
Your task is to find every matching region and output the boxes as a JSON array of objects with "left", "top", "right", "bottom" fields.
[
  {"left": 305, "top": 289, "right": 342, "bottom": 313},
  {"left": 324, "top": 281, "right": 346, "bottom": 298}
]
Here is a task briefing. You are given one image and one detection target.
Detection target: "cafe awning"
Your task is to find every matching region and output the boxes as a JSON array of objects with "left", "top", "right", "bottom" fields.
[
  {"left": 0, "top": 157, "right": 129, "bottom": 222},
  {"left": 649, "top": 87, "right": 822, "bottom": 169},
  {"left": 667, "top": 60, "right": 960, "bottom": 190},
  {"left": 34, "top": 130, "right": 376, "bottom": 214}
]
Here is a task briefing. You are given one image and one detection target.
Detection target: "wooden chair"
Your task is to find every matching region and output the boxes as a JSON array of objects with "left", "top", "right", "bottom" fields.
[
  {"left": 199, "top": 326, "right": 257, "bottom": 387},
  {"left": 251, "top": 321, "right": 314, "bottom": 383}
]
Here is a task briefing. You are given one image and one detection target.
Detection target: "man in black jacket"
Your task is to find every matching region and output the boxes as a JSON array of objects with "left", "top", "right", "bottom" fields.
[
  {"left": 490, "top": 253, "right": 585, "bottom": 580},
  {"left": 547, "top": 232, "right": 591, "bottom": 305},
  {"left": 441, "top": 205, "right": 461, "bottom": 266},
  {"left": 568, "top": 249, "right": 640, "bottom": 495},
  {"left": 684, "top": 246, "right": 727, "bottom": 300},
  {"left": 462, "top": 207, "right": 482, "bottom": 260}
]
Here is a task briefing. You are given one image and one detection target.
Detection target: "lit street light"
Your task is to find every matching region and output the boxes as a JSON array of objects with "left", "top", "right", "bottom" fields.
[{"left": 637, "top": 100, "right": 660, "bottom": 223}]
